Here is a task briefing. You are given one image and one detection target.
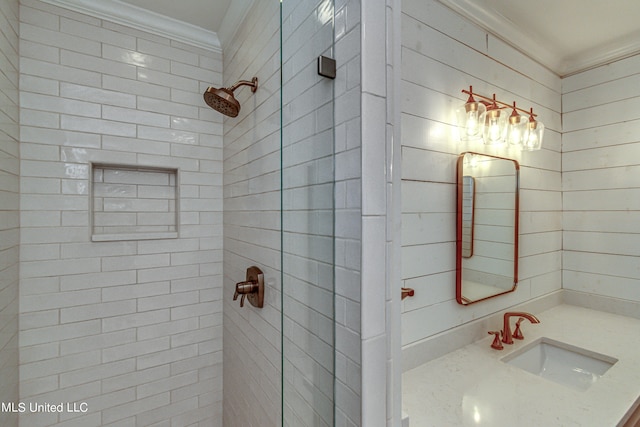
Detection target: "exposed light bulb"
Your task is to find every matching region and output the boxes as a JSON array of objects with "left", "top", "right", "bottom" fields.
[
  {"left": 506, "top": 103, "right": 529, "bottom": 148},
  {"left": 465, "top": 112, "right": 478, "bottom": 136},
  {"left": 509, "top": 128, "right": 520, "bottom": 143},
  {"left": 456, "top": 86, "right": 486, "bottom": 141},
  {"left": 488, "top": 119, "right": 501, "bottom": 141},
  {"left": 483, "top": 110, "right": 505, "bottom": 145},
  {"left": 526, "top": 133, "right": 537, "bottom": 148},
  {"left": 523, "top": 108, "right": 544, "bottom": 151}
]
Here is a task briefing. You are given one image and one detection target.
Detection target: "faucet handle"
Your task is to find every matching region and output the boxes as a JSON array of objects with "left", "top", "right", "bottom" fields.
[
  {"left": 513, "top": 318, "right": 525, "bottom": 340},
  {"left": 488, "top": 331, "right": 503, "bottom": 350}
]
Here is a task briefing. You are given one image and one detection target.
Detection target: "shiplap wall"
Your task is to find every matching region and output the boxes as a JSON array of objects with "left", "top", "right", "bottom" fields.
[
  {"left": 18, "top": 0, "right": 224, "bottom": 424},
  {"left": 0, "top": 0, "right": 19, "bottom": 425},
  {"left": 399, "top": 0, "right": 563, "bottom": 350},
  {"left": 562, "top": 54, "right": 640, "bottom": 303}
]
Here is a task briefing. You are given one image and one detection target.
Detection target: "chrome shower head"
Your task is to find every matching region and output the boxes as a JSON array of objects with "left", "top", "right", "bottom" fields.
[{"left": 203, "top": 77, "right": 258, "bottom": 118}]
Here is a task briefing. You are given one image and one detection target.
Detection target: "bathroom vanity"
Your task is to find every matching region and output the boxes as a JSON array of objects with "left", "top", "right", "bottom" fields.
[{"left": 402, "top": 303, "right": 640, "bottom": 426}]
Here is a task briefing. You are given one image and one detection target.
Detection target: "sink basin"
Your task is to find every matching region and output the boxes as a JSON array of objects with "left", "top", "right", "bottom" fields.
[{"left": 502, "top": 337, "right": 617, "bottom": 391}]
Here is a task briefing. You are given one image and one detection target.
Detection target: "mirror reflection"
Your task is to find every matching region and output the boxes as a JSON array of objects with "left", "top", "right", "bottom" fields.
[
  {"left": 461, "top": 175, "right": 475, "bottom": 258},
  {"left": 456, "top": 152, "right": 520, "bottom": 305}
]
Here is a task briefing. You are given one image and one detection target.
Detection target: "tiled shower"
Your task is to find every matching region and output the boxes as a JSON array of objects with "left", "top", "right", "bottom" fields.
[{"left": 0, "top": 0, "right": 390, "bottom": 425}]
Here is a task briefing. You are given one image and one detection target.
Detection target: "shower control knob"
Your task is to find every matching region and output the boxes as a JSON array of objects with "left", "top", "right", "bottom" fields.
[
  {"left": 233, "top": 266, "right": 264, "bottom": 308},
  {"left": 234, "top": 281, "right": 256, "bottom": 307},
  {"left": 233, "top": 288, "right": 246, "bottom": 307},
  {"left": 233, "top": 292, "right": 246, "bottom": 307}
]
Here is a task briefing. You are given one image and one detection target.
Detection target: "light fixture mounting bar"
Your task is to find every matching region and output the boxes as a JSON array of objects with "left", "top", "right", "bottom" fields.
[{"left": 462, "top": 88, "right": 536, "bottom": 117}]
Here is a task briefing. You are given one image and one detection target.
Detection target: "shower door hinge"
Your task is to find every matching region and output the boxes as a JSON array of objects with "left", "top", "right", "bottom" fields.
[{"left": 317, "top": 56, "right": 336, "bottom": 79}]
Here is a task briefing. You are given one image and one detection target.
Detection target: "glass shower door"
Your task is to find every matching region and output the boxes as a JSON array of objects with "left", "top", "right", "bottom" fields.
[{"left": 280, "top": 0, "right": 336, "bottom": 425}]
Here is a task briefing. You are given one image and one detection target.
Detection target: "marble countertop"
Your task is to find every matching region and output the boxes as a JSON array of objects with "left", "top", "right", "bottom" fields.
[{"left": 402, "top": 304, "right": 640, "bottom": 427}]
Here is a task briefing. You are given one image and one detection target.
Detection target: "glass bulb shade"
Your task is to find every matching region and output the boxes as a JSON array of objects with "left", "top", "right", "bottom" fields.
[
  {"left": 456, "top": 101, "right": 486, "bottom": 141},
  {"left": 522, "top": 120, "right": 544, "bottom": 151},
  {"left": 507, "top": 114, "right": 529, "bottom": 147},
  {"left": 481, "top": 108, "right": 507, "bottom": 145}
]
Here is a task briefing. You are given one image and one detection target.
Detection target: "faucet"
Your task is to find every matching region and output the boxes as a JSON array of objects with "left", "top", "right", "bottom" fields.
[{"left": 502, "top": 312, "right": 540, "bottom": 344}]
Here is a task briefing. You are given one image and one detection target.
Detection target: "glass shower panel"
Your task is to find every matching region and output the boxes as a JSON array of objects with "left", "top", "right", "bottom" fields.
[{"left": 281, "top": 0, "right": 335, "bottom": 426}]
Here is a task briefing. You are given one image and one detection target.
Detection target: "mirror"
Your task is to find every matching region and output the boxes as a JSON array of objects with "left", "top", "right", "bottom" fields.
[{"left": 456, "top": 152, "right": 520, "bottom": 305}]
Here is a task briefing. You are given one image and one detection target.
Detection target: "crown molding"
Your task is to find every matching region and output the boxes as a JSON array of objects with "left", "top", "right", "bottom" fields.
[
  {"left": 39, "top": 0, "right": 221, "bottom": 53},
  {"left": 560, "top": 33, "right": 640, "bottom": 77},
  {"left": 436, "top": 0, "right": 560, "bottom": 73},
  {"left": 437, "top": 0, "right": 640, "bottom": 77}
]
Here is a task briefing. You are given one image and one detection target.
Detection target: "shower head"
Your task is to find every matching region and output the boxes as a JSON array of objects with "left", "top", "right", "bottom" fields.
[{"left": 203, "top": 77, "right": 258, "bottom": 118}]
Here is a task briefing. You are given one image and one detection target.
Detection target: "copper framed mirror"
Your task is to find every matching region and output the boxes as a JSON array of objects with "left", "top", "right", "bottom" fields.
[{"left": 456, "top": 152, "right": 520, "bottom": 305}]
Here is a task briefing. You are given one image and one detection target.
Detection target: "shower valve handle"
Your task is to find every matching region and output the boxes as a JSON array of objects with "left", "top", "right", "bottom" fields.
[
  {"left": 234, "top": 281, "right": 258, "bottom": 307},
  {"left": 233, "top": 266, "right": 265, "bottom": 309}
]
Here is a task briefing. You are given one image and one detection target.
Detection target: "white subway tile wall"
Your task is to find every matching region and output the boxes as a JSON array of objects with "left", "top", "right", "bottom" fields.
[
  {"left": 387, "top": 1, "right": 404, "bottom": 425},
  {"left": 360, "top": 0, "right": 394, "bottom": 426},
  {"left": 400, "top": 0, "right": 562, "bottom": 355},
  {"left": 18, "top": 0, "right": 224, "bottom": 425},
  {"left": 0, "top": 0, "right": 20, "bottom": 426},
  {"left": 562, "top": 55, "right": 640, "bottom": 303},
  {"left": 281, "top": 0, "right": 337, "bottom": 425},
  {"left": 222, "top": 0, "right": 282, "bottom": 426},
  {"left": 334, "top": 0, "right": 364, "bottom": 425}
]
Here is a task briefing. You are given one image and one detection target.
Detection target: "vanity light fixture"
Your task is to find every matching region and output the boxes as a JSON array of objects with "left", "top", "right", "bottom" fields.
[{"left": 456, "top": 86, "right": 543, "bottom": 150}]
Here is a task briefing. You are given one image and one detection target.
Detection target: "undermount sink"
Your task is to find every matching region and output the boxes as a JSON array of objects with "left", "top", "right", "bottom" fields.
[{"left": 502, "top": 337, "right": 618, "bottom": 391}]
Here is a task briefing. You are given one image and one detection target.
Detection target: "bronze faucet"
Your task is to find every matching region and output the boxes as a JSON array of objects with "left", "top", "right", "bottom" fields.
[{"left": 502, "top": 312, "right": 539, "bottom": 344}]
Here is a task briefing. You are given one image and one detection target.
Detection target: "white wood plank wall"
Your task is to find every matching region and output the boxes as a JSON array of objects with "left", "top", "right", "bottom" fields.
[
  {"left": 400, "top": 0, "right": 562, "bottom": 348},
  {"left": 563, "top": 55, "right": 640, "bottom": 302}
]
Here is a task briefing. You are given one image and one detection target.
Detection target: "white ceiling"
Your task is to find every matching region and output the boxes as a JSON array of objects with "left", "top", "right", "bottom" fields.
[
  {"left": 437, "top": 0, "right": 640, "bottom": 76},
  {"left": 119, "top": 0, "right": 640, "bottom": 76}
]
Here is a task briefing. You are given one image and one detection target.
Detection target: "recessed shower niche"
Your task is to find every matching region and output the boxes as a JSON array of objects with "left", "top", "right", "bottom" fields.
[{"left": 91, "top": 163, "right": 179, "bottom": 241}]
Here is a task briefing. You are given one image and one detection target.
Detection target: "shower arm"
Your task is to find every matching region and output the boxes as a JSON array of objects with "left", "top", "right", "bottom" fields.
[{"left": 228, "top": 77, "right": 258, "bottom": 93}]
